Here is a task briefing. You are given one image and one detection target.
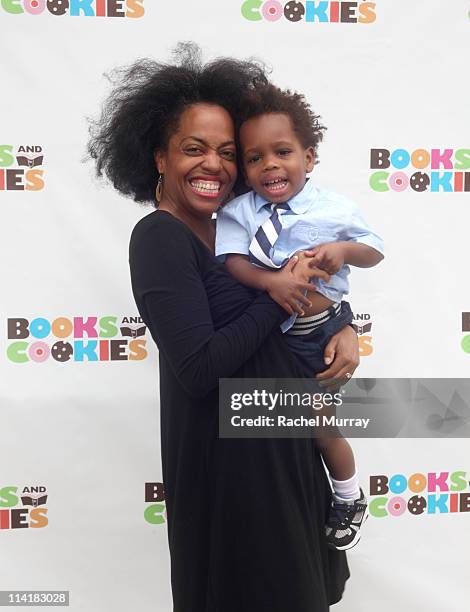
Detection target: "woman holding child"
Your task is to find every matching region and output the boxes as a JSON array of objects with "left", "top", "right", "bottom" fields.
[{"left": 87, "top": 45, "right": 369, "bottom": 612}]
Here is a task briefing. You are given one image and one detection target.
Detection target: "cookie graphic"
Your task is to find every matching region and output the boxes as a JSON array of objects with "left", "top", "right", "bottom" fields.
[
  {"left": 410, "top": 172, "right": 430, "bottom": 192},
  {"left": 51, "top": 341, "right": 73, "bottom": 362},
  {"left": 408, "top": 495, "right": 426, "bottom": 515},
  {"left": 30, "top": 341, "right": 50, "bottom": 363},
  {"left": 284, "top": 1, "right": 305, "bottom": 22},
  {"left": 390, "top": 172, "right": 407, "bottom": 192},
  {"left": 47, "top": 0, "right": 69, "bottom": 16},
  {"left": 262, "top": 0, "right": 283, "bottom": 21}
]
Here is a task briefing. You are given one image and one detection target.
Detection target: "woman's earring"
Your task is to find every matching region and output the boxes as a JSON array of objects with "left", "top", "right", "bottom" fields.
[{"left": 156, "top": 174, "right": 164, "bottom": 202}]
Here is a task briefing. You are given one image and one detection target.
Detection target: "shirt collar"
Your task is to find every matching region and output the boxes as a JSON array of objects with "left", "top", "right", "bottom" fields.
[{"left": 253, "top": 177, "right": 317, "bottom": 214}]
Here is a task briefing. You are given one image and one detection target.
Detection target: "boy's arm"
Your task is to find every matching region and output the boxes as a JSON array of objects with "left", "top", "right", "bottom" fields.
[
  {"left": 341, "top": 198, "right": 384, "bottom": 265},
  {"left": 304, "top": 242, "right": 383, "bottom": 275},
  {"left": 305, "top": 196, "right": 385, "bottom": 274},
  {"left": 226, "top": 254, "right": 329, "bottom": 316},
  {"left": 342, "top": 242, "right": 383, "bottom": 267}
]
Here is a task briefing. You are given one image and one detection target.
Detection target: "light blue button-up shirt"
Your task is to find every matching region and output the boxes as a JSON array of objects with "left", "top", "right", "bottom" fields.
[{"left": 215, "top": 179, "right": 384, "bottom": 332}]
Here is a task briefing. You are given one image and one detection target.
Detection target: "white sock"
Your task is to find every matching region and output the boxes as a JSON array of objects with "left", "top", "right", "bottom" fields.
[{"left": 330, "top": 471, "right": 361, "bottom": 501}]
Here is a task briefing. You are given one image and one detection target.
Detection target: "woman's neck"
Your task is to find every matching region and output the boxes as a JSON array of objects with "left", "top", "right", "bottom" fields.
[{"left": 158, "top": 200, "right": 215, "bottom": 252}]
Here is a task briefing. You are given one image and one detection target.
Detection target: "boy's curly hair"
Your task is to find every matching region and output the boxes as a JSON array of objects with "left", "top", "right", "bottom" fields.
[
  {"left": 85, "top": 42, "right": 268, "bottom": 206},
  {"left": 238, "top": 83, "right": 327, "bottom": 163}
]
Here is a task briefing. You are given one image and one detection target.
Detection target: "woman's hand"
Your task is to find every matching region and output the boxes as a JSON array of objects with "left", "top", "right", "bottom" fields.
[
  {"left": 225, "top": 253, "right": 329, "bottom": 316},
  {"left": 315, "top": 324, "right": 359, "bottom": 390},
  {"left": 266, "top": 257, "right": 314, "bottom": 316},
  {"left": 267, "top": 256, "right": 331, "bottom": 316}
]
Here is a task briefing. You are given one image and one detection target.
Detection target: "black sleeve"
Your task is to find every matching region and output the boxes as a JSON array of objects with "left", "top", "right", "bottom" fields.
[{"left": 129, "top": 216, "right": 285, "bottom": 398}]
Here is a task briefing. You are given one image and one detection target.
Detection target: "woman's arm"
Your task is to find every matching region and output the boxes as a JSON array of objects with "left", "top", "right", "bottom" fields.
[
  {"left": 129, "top": 216, "right": 286, "bottom": 398},
  {"left": 225, "top": 254, "right": 327, "bottom": 316}
]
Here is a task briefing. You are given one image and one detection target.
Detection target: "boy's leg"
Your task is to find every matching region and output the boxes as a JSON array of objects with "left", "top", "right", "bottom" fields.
[
  {"left": 284, "top": 304, "right": 368, "bottom": 549},
  {"left": 315, "top": 437, "right": 356, "bottom": 483},
  {"left": 315, "top": 437, "right": 367, "bottom": 550}
]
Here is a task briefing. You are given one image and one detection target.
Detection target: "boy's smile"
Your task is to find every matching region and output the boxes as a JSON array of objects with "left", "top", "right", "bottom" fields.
[{"left": 239, "top": 112, "right": 314, "bottom": 203}]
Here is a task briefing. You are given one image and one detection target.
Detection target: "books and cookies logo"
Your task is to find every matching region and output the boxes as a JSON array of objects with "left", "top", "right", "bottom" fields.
[
  {"left": 368, "top": 471, "right": 470, "bottom": 518},
  {"left": 369, "top": 148, "right": 470, "bottom": 193},
  {"left": 241, "top": 0, "right": 376, "bottom": 23},
  {"left": 352, "top": 312, "right": 373, "bottom": 357},
  {"left": 0, "top": 0, "right": 144, "bottom": 18},
  {"left": 1, "top": 145, "right": 45, "bottom": 192},
  {"left": 0, "top": 485, "right": 49, "bottom": 530},
  {"left": 6, "top": 316, "right": 148, "bottom": 363},
  {"left": 144, "top": 482, "right": 166, "bottom": 525}
]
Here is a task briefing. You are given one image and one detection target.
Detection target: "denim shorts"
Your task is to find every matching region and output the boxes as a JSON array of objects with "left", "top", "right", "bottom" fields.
[{"left": 284, "top": 301, "right": 353, "bottom": 376}]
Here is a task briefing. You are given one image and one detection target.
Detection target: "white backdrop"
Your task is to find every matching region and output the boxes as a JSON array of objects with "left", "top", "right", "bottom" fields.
[{"left": 1, "top": 1, "right": 469, "bottom": 610}]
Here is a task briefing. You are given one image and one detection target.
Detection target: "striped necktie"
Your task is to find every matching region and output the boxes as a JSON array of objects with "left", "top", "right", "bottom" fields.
[{"left": 248, "top": 202, "right": 290, "bottom": 269}]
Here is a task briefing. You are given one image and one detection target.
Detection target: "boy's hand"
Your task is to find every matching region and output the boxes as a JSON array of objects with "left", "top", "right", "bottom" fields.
[
  {"left": 303, "top": 243, "right": 347, "bottom": 275},
  {"left": 293, "top": 251, "right": 331, "bottom": 283},
  {"left": 266, "top": 256, "right": 330, "bottom": 316}
]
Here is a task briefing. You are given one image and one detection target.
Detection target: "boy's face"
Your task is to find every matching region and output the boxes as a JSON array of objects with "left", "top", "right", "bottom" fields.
[{"left": 239, "top": 112, "right": 314, "bottom": 203}]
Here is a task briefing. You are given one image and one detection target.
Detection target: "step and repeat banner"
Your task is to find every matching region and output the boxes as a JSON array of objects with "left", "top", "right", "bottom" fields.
[{"left": 1, "top": 1, "right": 469, "bottom": 610}]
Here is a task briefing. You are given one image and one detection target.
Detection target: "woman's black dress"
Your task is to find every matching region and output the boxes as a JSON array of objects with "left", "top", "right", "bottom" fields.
[{"left": 129, "top": 210, "right": 349, "bottom": 612}]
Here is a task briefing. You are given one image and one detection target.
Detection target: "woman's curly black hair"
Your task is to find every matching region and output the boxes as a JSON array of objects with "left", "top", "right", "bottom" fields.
[
  {"left": 86, "top": 42, "right": 268, "bottom": 206},
  {"left": 237, "top": 83, "right": 327, "bottom": 163}
]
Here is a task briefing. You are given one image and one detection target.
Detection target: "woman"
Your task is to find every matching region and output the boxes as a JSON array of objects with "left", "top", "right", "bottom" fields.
[{"left": 87, "top": 45, "right": 358, "bottom": 612}]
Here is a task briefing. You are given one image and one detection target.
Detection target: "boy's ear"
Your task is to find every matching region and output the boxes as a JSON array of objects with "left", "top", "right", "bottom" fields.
[
  {"left": 154, "top": 150, "right": 166, "bottom": 174},
  {"left": 305, "top": 147, "right": 315, "bottom": 173}
]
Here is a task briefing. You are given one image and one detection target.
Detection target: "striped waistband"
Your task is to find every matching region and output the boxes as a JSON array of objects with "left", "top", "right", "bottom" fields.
[{"left": 286, "top": 303, "right": 341, "bottom": 336}]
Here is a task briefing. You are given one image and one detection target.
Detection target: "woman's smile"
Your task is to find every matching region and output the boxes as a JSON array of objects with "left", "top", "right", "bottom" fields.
[{"left": 188, "top": 175, "right": 223, "bottom": 199}]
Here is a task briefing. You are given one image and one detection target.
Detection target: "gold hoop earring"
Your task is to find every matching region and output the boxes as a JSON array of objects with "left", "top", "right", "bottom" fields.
[{"left": 156, "top": 174, "right": 164, "bottom": 202}]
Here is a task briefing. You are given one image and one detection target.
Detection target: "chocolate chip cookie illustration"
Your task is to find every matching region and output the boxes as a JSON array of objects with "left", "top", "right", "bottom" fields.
[
  {"left": 410, "top": 172, "right": 430, "bottom": 192},
  {"left": 51, "top": 341, "right": 73, "bottom": 362},
  {"left": 47, "top": 0, "right": 69, "bottom": 16},
  {"left": 408, "top": 495, "right": 426, "bottom": 515},
  {"left": 284, "top": 1, "right": 305, "bottom": 22}
]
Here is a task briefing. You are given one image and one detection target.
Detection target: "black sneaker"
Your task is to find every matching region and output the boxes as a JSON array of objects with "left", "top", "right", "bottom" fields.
[{"left": 325, "top": 488, "right": 369, "bottom": 551}]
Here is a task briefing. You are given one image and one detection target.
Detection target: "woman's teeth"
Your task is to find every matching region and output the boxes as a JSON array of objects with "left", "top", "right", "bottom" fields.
[{"left": 190, "top": 180, "right": 221, "bottom": 194}]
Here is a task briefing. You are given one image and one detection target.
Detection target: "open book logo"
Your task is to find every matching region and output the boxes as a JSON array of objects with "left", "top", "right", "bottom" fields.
[
  {"left": 120, "top": 325, "right": 147, "bottom": 339},
  {"left": 351, "top": 321, "right": 372, "bottom": 335},
  {"left": 352, "top": 313, "right": 374, "bottom": 357},
  {"left": 16, "top": 155, "right": 44, "bottom": 168},
  {"left": 21, "top": 493, "right": 48, "bottom": 507}
]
